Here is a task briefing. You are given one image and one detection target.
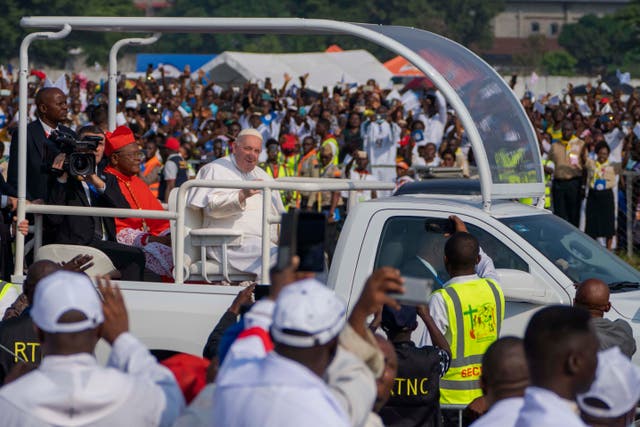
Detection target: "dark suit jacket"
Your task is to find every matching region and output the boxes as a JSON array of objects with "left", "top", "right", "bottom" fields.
[
  {"left": 46, "top": 172, "right": 128, "bottom": 245},
  {"left": 8, "top": 120, "right": 73, "bottom": 200}
]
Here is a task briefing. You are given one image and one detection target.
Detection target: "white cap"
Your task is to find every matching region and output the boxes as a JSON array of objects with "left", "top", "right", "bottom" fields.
[
  {"left": 124, "top": 99, "right": 138, "bottom": 109},
  {"left": 271, "top": 279, "right": 346, "bottom": 348},
  {"left": 31, "top": 271, "right": 104, "bottom": 333},
  {"left": 577, "top": 347, "right": 640, "bottom": 418},
  {"left": 237, "top": 128, "right": 263, "bottom": 143}
]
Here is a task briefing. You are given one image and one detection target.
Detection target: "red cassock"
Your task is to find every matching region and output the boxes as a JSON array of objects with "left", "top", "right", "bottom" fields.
[{"left": 104, "top": 165, "right": 170, "bottom": 236}]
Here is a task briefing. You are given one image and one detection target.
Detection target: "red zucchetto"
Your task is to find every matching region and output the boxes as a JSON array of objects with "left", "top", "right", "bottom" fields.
[{"left": 105, "top": 126, "right": 136, "bottom": 156}]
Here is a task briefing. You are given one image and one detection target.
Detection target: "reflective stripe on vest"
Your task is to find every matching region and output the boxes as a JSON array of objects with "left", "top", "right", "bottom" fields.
[
  {"left": 0, "top": 281, "right": 20, "bottom": 300},
  {"left": 436, "top": 278, "right": 505, "bottom": 405}
]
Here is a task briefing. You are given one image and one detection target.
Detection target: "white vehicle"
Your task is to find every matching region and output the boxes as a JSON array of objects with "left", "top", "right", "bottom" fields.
[
  {"left": 329, "top": 181, "right": 640, "bottom": 363},
  {"left": 13, "top": 17, "right": 639, "bottom": 363}
]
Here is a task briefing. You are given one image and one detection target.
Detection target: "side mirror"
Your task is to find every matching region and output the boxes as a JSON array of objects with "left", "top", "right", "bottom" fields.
[{"left": 497, "top": 269, "right": 554, "bottom": 305}]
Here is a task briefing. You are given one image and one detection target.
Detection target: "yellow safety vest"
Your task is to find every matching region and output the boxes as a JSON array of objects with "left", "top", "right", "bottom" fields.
[
  {"left": 519, "top": 159, "right": 552, "bottom": 208},
  {"left": 262, "top": 163, "right": 297, "bottom": 211},
  {"left": 435, "top": 278, "right": 505, "bottom": 405},
  {"left": 321, "top": 136, "right": 340, "bottom": 165},
  {"left": 0, "top": 280, "right": 21, "bottom": 302}
]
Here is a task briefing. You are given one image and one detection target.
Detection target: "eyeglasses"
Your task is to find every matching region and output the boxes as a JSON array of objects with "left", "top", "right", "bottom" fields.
[{"left": 115, "top": 150, "right": 145, "bottom": 161}]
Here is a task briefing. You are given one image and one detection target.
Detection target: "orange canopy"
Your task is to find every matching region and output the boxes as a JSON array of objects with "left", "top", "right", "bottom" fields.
[{"left": 384, "top": 56, "right": 425, "bottom": 77}]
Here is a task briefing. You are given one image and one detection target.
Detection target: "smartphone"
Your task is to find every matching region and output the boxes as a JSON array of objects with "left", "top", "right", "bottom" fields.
[
  {"left": 254, "top": 284, "right": 270, "bottom": 301},
  {"left": 390, "top": 276, "right": 434, "bottom": 306},
  {"left": 277, "top": 210, "right": 326, "bottom": 272},
  {"left": 425, "top": 218, "right": 454, "bottom": 235}
]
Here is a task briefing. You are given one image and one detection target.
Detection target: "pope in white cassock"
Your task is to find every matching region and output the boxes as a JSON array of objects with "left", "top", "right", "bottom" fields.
[{"left": 187, "top": 129, "right": 285, "bottom": 281}]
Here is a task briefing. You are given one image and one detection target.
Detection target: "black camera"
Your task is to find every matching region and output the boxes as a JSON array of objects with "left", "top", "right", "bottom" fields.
[{"left": 51, "top": 130, "right": 101, "bottom": 177}]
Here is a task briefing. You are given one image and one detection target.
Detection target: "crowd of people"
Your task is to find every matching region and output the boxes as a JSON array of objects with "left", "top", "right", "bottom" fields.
[
  {"left": 0, "top": 66, "right": 638, "bottom": 425},
  {"left": 1, "top": 67, "right": 639, "bottom": 260},
  {"left": 0, "top": 215, "right": 635, "bottom": 426}
]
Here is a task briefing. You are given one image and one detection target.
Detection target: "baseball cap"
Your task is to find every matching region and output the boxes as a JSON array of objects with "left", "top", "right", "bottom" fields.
[
  {"left": 381, "top": 305, "right": 418, "bottom": 332},
  {"left": 577, "top": 346, "right": 640, "bottom": 419},
  {"left": 31, "top": 271, "right": 104, "bottom": 333},
  {"left": 270, "top": 279, "right": 346, "bottom": 348},
  {"left": 163, "top": 137, "right": 180, "bottom": 151},
  {"left": 124, "top": 99, "right": 138, "bottom": 110}
]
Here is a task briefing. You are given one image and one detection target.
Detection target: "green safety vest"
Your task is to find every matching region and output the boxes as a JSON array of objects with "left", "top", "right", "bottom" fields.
[{"left": 435, "top": 278, "right": 505, "bottom": 405}]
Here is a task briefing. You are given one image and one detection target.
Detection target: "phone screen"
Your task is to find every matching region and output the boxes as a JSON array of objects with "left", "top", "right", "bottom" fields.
[
  {"left": 297, "top": 213, "right": 326, "bottom": 272},
  {"left": 277, "top": 212, "right": 296, "bottom": 271},
  {"left": 391, "top": 276, "right": 434, "bottom": 306},
  {"left": 277, "top": 211, "right": 326, "bottom": 272}
]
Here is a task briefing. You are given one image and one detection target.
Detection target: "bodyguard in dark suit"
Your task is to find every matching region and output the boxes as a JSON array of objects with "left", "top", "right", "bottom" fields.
[
  {"left": 47, "top": 126, "right": 145, "bottom": 281},
  {"left": 7, "top": 88, "right": 71, "bottom": 200}
]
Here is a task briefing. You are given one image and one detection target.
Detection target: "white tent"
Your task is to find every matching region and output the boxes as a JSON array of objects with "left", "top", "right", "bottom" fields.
[{"left": 193, "top": 50, "right": 393, "bottom": 91}]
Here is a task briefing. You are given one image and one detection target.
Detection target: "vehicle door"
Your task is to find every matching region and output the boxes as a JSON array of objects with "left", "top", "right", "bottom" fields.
[{"left": 350, "top": 208, "right": 570, "bottom": 339}]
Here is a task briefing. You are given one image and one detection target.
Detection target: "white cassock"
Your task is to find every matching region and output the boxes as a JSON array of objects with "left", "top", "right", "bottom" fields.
[
  {"left": 187, "top": 155, "right": 285, "bottom": 280},
  {"left": 341, "top": 170, "right": 378, "bottom": 203},
  {"left": 363, "top": 120, "right": 400, "bottom": 196}
]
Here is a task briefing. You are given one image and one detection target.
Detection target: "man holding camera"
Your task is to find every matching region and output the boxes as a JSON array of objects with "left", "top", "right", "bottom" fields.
[
  {"left": 8, "top": 87, "right": 69, "bottom": 201},
  {"left": 47, "top": 125, "right": 145, "bottom": 281}
]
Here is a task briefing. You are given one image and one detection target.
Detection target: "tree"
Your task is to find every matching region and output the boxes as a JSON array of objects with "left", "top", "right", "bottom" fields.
[
  {"left": 513, "top": 35, "right": 547, "bottom": 70},
  {"left": 0, "top": 0, "right": 140, "bottom": 67},
  {"left": 157, "top": 0, "right": 501, "bottom": 58},
  {"left": 433, "top": 0, "right": 504, "bottom": 49},
  {"left": 541, "top": 51, "right": 576, "bottom": 76},
  {"left": 558, "top": 14, "right": 631, "bottom": 74}
]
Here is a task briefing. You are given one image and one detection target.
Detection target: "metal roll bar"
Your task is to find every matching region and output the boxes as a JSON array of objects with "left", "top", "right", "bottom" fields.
[
  {"left": 18, "top": 179, "right": 393, "bottom": 284},
  {"left": 14, "top": 23, "right": 72, "bottom": 279},
  {"left": 20, "top": 17, "right": 499, "bottom": 209},
  {"left": 174, "top": 179, "right": 395, "bottom": 284},
  {"left": 108, "top": 33, "right": 161, "bottom": 131}
]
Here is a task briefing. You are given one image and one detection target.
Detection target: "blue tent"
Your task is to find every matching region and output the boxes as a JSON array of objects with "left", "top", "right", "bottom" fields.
[{"left": 135, "top": 53, "right": 216, "bottom": 73}]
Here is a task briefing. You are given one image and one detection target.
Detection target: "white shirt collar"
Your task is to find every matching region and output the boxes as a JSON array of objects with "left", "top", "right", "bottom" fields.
[
  {"left": 443, "top": 273, "right": 479, "bottom": 287},
  {"left": 39, "top": 118, "right": 57, "bottom": 137}
]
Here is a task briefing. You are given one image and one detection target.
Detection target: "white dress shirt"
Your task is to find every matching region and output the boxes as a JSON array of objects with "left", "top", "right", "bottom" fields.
[
  {"left": 0, "top": 332, "right": 184, "bottom": 427},
  {"left": 514, "top": 387, "right": 586, "bottom": 427},
  {"left": 470, "top": 397, "right": 524, "bottom": 427}
]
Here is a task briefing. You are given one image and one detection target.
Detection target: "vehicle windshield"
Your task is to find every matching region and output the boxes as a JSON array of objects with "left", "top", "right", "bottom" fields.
[{"left": 500, "top": 214, "right": 640, "bottom": 287}]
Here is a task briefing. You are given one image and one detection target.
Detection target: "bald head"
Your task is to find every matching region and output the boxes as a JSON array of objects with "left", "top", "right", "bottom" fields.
[
  {"left": 24, "top": 260, "right": 61, "bottom": 305},
  {"left": 35, "top": 87, "right": 67, "bottom": 126},
  {"left": 481, "top": 337, "right": 529, "bottom": 407},
  {"left": 574, "top": 279, "right": 610, "bottom": 318}
]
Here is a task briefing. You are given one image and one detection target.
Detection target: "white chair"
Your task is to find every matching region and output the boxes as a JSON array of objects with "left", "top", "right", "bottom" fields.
[
  {"left": 168, "top": 188, "right": 255, "bottom": 283},
  {"left": 35, "top": 244, "right": 117, "bottom": 277}
]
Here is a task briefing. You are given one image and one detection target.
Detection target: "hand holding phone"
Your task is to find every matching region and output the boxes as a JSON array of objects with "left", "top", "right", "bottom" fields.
[
  {"left": 277, "top": 211, "right": 326, "bottom": 272},
  {"left": 389, "top": 276, "right": 433, "bottom": 306}
]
